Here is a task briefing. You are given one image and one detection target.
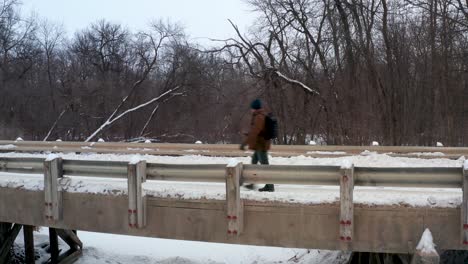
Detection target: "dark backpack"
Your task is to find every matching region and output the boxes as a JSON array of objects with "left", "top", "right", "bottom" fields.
[{"left": 264, "top": 113, "right": 278, "bottom": 140}]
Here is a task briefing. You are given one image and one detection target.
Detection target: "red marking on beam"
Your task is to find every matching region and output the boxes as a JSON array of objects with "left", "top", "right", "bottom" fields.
[
  {"left": 233, "top": 230, "right": 238, "bottom": 235},
  {"left": 464, "top": 224, "right": 468, "bottom": 229},
  {"left": 463, "top": 240, "right": 468, "bottom": 245},
  {"left": 346, "top": 237, "right": 352, "bottom": 241}
]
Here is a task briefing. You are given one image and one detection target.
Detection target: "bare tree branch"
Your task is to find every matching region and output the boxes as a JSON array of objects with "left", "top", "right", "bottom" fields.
[
  {"left": 139, "top": 92, "right": 185, "bottom": 137},
  {"left": 43, "top": 108, "right": 67, "bottom": 141},
  {"left": 273, "top": 70, "right": 320, "bottom": 95},
  {"left": 85, "top": 87, "right": 180, "bottom": 142}
]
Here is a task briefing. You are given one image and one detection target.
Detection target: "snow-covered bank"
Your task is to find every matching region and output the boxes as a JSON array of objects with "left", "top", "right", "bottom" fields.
[{"left": 13, "top": 229, "right": 350, "bottom": 264}]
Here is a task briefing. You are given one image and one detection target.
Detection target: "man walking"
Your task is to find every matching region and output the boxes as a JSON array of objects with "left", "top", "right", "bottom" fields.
[{"left": 241, "top": 99, "right": 274, "bottom": 192}]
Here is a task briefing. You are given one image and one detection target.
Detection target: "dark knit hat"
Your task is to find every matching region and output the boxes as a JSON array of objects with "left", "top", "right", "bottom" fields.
[{"left": 250, "top": 99, "right": 262, "bottom": 110}]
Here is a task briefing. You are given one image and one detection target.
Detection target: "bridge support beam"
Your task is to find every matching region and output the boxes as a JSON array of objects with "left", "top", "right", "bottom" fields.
[
  {"left": 226, "top": 161, "right": 243, "bottom": 236},
  {"left": 23, "top": 225, "right": 35, "bottom": 264},
  {"left": 49, "top": 228, "right": 59, "bottom": 263},
  {"left": 47, "top": 227, "right": 83, "bottom": 264},
  {"left": 0, "top": 223, "right": 82, "bottom": 264},
  {"left": 462, "top": 162, "right": 468, "bottom": 246},
  {"left": 56, "top": 229, "right": 83, "bottom": 263},
  {"left": 0, "top": 222, "right": 22, "bottom": 263},
  {"left": 349, "top": 252, "right": 412, "bottom": 264},
  {"left": 339, "top": 162, "right": 354, "bottom": 250},
  {"left": 44, "top": 156, "right": 63, "bottom": 222},
  {"left": 128, "top": 159, "right": 147, "bottom": 229}
]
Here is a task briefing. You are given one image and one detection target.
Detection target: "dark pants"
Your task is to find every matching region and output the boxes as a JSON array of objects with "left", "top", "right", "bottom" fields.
[
  {"left": 252, "top": 151, "right": 269, "bottom": 165},
  {"left": 252, "top": 151, "right": 274, "bottom": 190}
]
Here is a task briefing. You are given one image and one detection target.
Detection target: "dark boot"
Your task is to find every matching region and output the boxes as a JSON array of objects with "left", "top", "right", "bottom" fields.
[
  {"left": 243, "top": 183, "right": 255, "bottom": 190},
  {"left": 259, "top": 184, "right": 274, "bottom": 192}
]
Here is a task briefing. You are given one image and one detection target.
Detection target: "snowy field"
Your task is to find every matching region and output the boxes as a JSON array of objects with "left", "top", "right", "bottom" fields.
[
  {"left": 2, "top": 151, "right": 466, "bottom": 263},
  {"left": 13, "top": 228, "right": 350, "bottom": 264}
]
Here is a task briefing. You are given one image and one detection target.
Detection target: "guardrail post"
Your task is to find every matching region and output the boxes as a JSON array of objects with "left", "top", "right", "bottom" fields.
[
  {"left": 44, "top": 156, "right": 63, "bottom": 222},
  {"left": 225, "top": 161, "right": 243, "bottom": 236},
  {"left": 462, "top": 161, "right": 468, "bottom": 246},
  {"left": 339, "top": 162, "right": 354, "bottom": 249},
  {"left": 128, "top": 159, "right": 147, "bottom": 229}
]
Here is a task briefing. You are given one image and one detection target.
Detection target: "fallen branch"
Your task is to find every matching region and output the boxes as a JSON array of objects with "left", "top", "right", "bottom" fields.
[
  {"left": 85, "top": 87, "right": 180, "bottom": 142},
  {"left": 43, "top": 109, "right": 67, "bottom": 141},
  {"left": 157, "top": 133, "right": 196, "bottom": 140},
  {"left": 139, "top": 105, "right": 160, "bottom": 137},
  {"left": 139, "top": 92, "right": 184, "bottom": 137},
  {"left": 273, "top": 70, "right": 320, "bottom": 95}
]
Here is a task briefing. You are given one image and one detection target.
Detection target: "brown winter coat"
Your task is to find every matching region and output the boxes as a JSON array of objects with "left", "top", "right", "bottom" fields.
[{"left": 245, "top": 109, "right": 271, "bottom": 151}]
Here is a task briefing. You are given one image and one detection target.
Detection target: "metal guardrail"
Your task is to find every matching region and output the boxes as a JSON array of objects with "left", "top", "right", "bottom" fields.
[
  {"left": 1, "top": 155, "right": 467, "bottom": 250},
  {"left": 0, "top": 157, "right": 463, "bottom": 188},
  {"left": 1, "top": 140, "right": 468, "bottom": 159}
]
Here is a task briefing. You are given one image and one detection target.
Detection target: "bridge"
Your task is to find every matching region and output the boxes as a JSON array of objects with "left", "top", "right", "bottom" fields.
[{"left": 0, "top": 142, "right": 467, "bottom": 263}]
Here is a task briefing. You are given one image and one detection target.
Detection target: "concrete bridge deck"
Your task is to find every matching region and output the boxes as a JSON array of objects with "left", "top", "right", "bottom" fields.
[{"left": 0, "top": 186, "right": 463, "bottom": 254}]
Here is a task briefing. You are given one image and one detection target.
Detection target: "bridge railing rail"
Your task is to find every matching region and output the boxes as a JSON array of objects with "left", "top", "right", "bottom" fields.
[
  {"left": 0, "top": 156, "right": 467, "bottom": 246},
  {"left": 0, "top": 157, "right": 463, "bottom": 187},
  {"left": 2, "top": 140, "right": 468, "bottom": 159}
]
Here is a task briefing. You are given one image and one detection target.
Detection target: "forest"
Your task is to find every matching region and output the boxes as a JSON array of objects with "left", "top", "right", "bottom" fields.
[{"left": 0, "top": 0, "right": 467, "bottom": 146}]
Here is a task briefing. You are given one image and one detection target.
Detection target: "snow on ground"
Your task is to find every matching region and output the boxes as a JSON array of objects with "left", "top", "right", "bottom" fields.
[
  {"left": 305, "top": 151, "right": 347, "bottom": 155},
  {"left": 407, "top": 152, "right": 445, "bottom": 157},
  {"left": 0, "top": 144, "right": 16, "bottom": 149},
  {"left": 416, "top": 229, "right": 437, "bottom": 254},
  {"left": 12, "top": 228, "right": 350, "bottom": 264}
]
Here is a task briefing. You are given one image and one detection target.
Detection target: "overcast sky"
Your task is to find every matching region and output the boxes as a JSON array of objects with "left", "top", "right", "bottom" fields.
[{"left": 20, "top": 0, "right": 256, "bottom": 44}]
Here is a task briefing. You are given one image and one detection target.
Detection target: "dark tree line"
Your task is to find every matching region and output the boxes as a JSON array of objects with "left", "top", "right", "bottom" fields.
[
  {"left": 217, "top": 0, "right": 468, "bottom": 146},
  {"left": 0, "top": 0, "right": 467, "bottom": 146},
  {"left": 0, "top": 0, "right": 251, "bottom": 143}
]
